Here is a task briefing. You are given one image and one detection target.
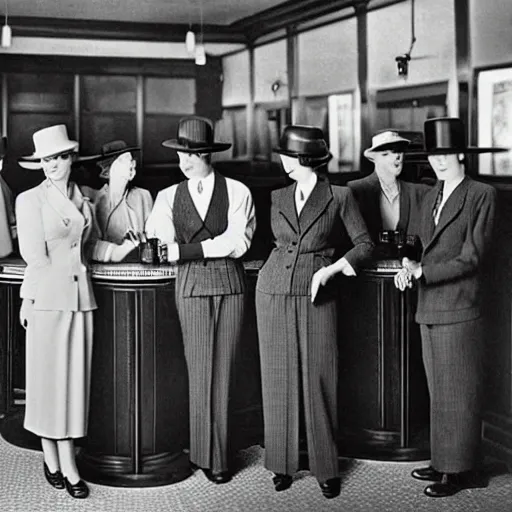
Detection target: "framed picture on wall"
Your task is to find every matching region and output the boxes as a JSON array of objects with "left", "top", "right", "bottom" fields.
[
  {"left": 478, "top": 66, "right": 512, "bottom": 176},
  {"left": 327, "top": 91, "right": 360, "bottom": 173}
]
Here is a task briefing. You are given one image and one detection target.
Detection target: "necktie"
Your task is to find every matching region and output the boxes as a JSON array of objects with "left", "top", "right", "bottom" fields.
[
  {"left": 299, "top": 189, "right": 304, "bottom": 201},
  {"left": 432, "top": 185, "right": 444, "bottom": 222},
  {"left": 197, "top": 180, "right": 203, "bottom": 194}
]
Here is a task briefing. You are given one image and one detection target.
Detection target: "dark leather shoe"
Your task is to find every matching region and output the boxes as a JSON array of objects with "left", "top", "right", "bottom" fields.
[
  {"left": 319, "top": 477, "right": 341, "bottom": 499},
  {"left": 411, "top": 466, "right": 443, "bottom": 482},
  {"left": 64, "top": 477, "right": 89, "bottom": 499},
  {"left": 272, "top": 473, "right": 293, "bottom": 492},
  {"left": 44, "top": 463, "right": 64, "bottom": 490},
  {"left": 202, "top": 469, "right": 232, "bottom": 484},
  {"left": 424, "top": 471, "right": 488, "bottom": 498}
]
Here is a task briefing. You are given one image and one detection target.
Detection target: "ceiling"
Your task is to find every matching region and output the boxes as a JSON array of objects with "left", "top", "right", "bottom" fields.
[{"left": 3, "top": 0, "right": 290, "bottom": 26}]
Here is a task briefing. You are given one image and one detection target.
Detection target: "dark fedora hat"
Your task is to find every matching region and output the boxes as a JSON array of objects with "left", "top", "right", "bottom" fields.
[
  {"left": 0, "top": 136, "right": 6, "bottom": 158},
  {"left": 412, "top": 117, "right": 508, "bottom": 156},
  {"left": 162, "top": 116, "right": 231, "bottom": 153},
  {"left": 83, "top": 139, "right": 140, "bottom": 163},
  {"left": 273, "top": 125, "right": 332, "bottom": 164}
]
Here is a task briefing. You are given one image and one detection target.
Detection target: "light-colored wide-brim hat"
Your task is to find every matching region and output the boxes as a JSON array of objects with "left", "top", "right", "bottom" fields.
[
  {"left": 23, "top": 124, "right": 79, "bottom": 161},
  {"left": 364, "top": 130, "right": 410, "bottom": 161}
]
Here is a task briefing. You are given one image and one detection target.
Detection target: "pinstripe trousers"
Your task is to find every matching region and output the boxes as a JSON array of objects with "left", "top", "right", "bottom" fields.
[
  {"left": 255, "top": 291, "right": 339, "bottom": 482},
  {"left": 420, "top": 318, "right": 484, "bottom": 473},
  {"left": 176, "top": 292, "right": 245, "bottom": 472}
]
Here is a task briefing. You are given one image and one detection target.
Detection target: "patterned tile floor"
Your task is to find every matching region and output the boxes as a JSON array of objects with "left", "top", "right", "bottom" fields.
[{"left": 0, "top": 434, "right": 511, "bottom": 512}]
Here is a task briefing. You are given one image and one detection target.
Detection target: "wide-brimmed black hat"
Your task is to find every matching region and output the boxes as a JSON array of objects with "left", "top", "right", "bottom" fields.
[
  {"left": 409, "top": 117, "right": 508, "bottom": 156},
  {"left": 0, "top": 137, "right": 6, "bottom": 158},
  {"left": 273, "top": 125, "right": 332, "bottom": 164},
  {"left": 162, "top": 116, "right": 231, "bottom": 153},
  {"left": 82, "top": 140, "right": 140, "bottom": 163}
]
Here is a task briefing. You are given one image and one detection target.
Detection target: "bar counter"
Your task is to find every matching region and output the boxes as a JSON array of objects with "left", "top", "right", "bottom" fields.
[{"left": 0, "top": 257, "right": 429, "bottom": 487}]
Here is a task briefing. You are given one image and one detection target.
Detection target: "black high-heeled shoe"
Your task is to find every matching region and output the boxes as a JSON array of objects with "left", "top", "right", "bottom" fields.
[
  {"left": 272, "top": 473, "right": 293, "bottom": 492},
  {"left": 319, "top": 477, "right": 341, "bottom": 499},
  {"left": 64, "top": 477, "right": 89, "bottom": 499},
  {"left": 43, "top": 463, "right": 64, "bottom": 490}
]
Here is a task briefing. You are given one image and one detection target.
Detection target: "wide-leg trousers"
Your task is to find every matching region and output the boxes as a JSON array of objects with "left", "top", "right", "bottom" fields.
[
  {"left": 176, "top": 293, "right": 245, "bottom": 472},
  {"left": 255, "top": 291, "right": 339, "bottom": 482},
  {"left": 420, "top": 318, "right": 484, "bottom": 473}
]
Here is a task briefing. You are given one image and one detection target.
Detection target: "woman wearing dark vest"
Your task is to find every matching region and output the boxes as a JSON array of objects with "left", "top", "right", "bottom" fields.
[
  {"left": 255, "top": 126, "right": 373, "bottom": 499},
  {"left": 145, "top": 116, "right": 256, "bottom": 484},
  {"left": 395, "top": 117, "right": 506, "bottom": 498}
]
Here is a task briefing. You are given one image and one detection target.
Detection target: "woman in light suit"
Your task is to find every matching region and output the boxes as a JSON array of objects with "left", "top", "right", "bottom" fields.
[
  {"left": 17, "top": 125, "right": 136, "bottom": 499},
  {"left": 255, "top": 126, "right": 373, "bottom": 499}
]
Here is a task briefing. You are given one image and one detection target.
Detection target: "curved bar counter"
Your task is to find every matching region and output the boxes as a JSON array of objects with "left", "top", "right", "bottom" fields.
[{"left": 0, "top": 258, "right": 429, "bottom": 487}]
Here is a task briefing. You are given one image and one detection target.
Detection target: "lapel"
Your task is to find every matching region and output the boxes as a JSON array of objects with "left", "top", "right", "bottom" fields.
[
  {"left": 397, "top": 180, "right": 410, "bottom": 232},
  {"left": 176, "top": 180, "right": 205, "bottom": 242},
  {"left": 277, "top": 184, "right": 300, "bottom": 234},
  {"left": 43, "top": 179, "right": 83, "bottom": 230},
  {"left": 202, "top": 172, "right": 228, "bottom": 237},
  {"left": 423, "top": 177, "right": 470, "bottom": 253},
  {"left": 298, "top": 177, "right": 333, "bottom": 237},
  {"left": 364, "top": 172, "right": 383, "bottom": 233}
]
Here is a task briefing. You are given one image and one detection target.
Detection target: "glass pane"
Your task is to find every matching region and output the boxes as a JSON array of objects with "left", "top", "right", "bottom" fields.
[
  {"left": 82, "top": 75, "right": 137, "bottom": 113},
  {"left": 145, "top": 78, "right": 196, "bottom": 115},
  {"left": 143, "top": 115, "right": 181, "bottom": 164},
  {"left": 80, "top": 113, "right": 137, "bottom": 156},
  {"left": 8, "top": 73, "right": 73, "bottom": 113},
  {"left": 8, "top": 113, "right": 74, "bottom": 157}
]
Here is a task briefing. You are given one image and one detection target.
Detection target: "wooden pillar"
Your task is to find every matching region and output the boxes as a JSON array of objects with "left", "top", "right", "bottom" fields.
[
  {"left": 247, "top": 44, "right": 255, "bottom": 160},
  {"left": 1, "top": 74, "right": 7, "bottom": 136},
  {"left": 136, "top": 75, "right": 144, "bottom": 160},
  {"left": 73, "top": 74, "right": 80, "bottom": 141},
  {"left": 355, "top": 0, "right": 370, "bottom": 172},
  {"left": 454, "top": 0, "right": 471, "bottom": 141},
  {"left": 286, "top": 25, "right": 298, "bottom": 125}
]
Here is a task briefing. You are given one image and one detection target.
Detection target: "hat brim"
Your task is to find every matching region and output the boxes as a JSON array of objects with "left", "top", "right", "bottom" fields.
[
  {"left": 273, "top": 148, "right": 333, "bottom": 165},
  {"left": 162, "top": 139, "right": 231, "bottom": 153},
  {"left": 406, "top": 147, "right": 509, "bottom": 158},
  {"left": 18, "top": 158, "right": 43, "bottom": 171},
  {"left": 82, "top": 146, "right": 141, "bottom": 163},
  {"left": 364, "top": 141, "right": 410, "bottom": 161}
]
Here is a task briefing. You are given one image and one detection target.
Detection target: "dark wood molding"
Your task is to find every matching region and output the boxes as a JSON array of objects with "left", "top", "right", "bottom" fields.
[
  {"left": 0, "top": 53, "right": 202, "bottom": 77},
  {"left": 10, "top": 16, "right": 248, "bottom": 44},
  {"left": 454, "top": 0, "right": 471, "bottom": 137}
]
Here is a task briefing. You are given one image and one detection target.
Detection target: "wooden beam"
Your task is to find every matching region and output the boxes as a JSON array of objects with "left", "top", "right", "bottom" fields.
[{"left": 454, "top": 0, "right": 471, "bottom": 136}]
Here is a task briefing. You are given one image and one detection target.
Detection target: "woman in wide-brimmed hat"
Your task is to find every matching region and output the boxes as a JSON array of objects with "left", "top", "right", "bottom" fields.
[
  {"left": 145, "top": 116, "right": 256, "bottom": 484},
  {"left": 84, "top": 140, "right": 153, "bottom": 252},
  {"left": 255, "top": 125, "right": 373, "bottom": 499},
  {"left": 16, "top": 124, "right": 138, "bottom": 499},
  {"left": 395, "top": 117, "right": 508, "bottom": 498}
]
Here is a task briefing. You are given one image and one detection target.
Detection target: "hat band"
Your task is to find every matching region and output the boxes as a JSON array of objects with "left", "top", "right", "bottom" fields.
[
  {"left": 280, "top": 139, "right": 328, "bottom": 156},
  {"left": 177, "top": 137, "right": 213, "bottom": 149}
]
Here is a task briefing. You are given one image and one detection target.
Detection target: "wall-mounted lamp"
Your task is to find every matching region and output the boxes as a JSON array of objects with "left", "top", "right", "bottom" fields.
[
  {"left": 1, "top": 0, "right": 11, "bottom": 48},
  {"left": 271, "top": 79, "right": 287, "bottom": 95}
]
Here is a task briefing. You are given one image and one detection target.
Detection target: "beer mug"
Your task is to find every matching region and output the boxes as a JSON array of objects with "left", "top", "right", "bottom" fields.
[{"left": 140, "top": 238, "right": 160, "bottom": 265}]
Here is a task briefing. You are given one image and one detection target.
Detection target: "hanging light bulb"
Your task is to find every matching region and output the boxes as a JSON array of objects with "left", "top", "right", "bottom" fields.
[
  {"left": 1, "top": 0, "right": 11, "bottom": 48},
  {"left": 185, "top": 30, "right": 196, "bottom": 54},
  {"left": 195, "top": 44, "right": 206, "bottom": 66}
]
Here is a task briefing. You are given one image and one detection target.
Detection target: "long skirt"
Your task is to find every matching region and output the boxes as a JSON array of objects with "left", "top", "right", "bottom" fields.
[
  {"left": 255, "top": 291, "right": 339, "bottom": 482},
  {"left": 24, "top": 310, "right": 94, "bottom": 439},
  {"left": 420, "top": 318, "right": 484, "bottom": 473},
  {"left": 176, "top": 293, "right": 245, "bottom": 472}
]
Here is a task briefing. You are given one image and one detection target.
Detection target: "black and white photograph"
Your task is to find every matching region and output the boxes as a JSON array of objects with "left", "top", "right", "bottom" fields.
[{"left": 0, "top": 1, "right": 512, "bottom": 511}]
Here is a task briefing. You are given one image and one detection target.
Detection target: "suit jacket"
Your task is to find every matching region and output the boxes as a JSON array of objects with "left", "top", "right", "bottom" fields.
[
  {"left": 0, "top": 175, "right": 13, "bottom": 257},
  {"left": 91, "top": 185, "right": 153, "bottom": 244},
  {"left": 348, "top": 172, "right": 430, "bottom": 243},
  {"left": 256, "top": 178, "right": 374, "bottom": 296},
  {"left": 16, "top": 180, "right": 114, "bottom": 311},
  {"left": 414, "top": 176, "right": 496, "bottom": 325}
]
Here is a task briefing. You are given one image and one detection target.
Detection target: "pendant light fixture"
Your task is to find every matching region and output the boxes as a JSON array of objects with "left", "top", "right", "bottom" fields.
[
  {"left": 1, "top": 0, "right": 11, "bottom": 48},
  {"left": 194, "top": 0, "right": 206, "bottom": 66},
  {"left": 185, "top": 29, "right": 196, "bottom": 54}
]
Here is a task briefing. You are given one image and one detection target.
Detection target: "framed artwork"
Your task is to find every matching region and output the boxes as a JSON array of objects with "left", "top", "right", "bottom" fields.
[
  {"left": 478, "top": 66, "right": 512, "bottom": 176},
  {"left": 327, "top": 91, "right": 360, "bottom": 173}
]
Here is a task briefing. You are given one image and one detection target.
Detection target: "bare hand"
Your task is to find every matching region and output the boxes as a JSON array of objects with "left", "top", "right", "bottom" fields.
[
  {"left": 394, "top": 267, "right": 412, "bottom": 291},
  {"left": 19, "top": 298, "right": 34, "bottom": 329},
  {"left": 311, "top": 266, "right": 332, "bottom": 303},
  {"left": 111, "top": 239, "right": 137, "bottom": 262},
  {"left": 402, "top": 257, "right": 422, "bottom": 280}
]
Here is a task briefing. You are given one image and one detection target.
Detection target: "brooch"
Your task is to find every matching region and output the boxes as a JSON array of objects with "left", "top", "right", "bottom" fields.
[{"left": 63, "top": 218, "right": 70, "bottom": 227}]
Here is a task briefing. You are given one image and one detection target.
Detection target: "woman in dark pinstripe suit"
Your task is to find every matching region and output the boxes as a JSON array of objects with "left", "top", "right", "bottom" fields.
[
  {"left": 255, "top": 126, "right": 373, "bottom": 499},
  {"left": 395, "top": 117, "right": 506, "bottom": 498}
]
